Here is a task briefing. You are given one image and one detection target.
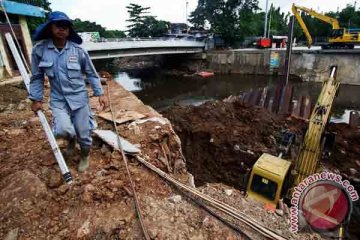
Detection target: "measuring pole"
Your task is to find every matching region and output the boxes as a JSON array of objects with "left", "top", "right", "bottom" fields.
[
  {"left": 5, "top": 33, "right": 73, "bottom": 184},
  {"left": 284, "top": 16, "right": 295, "bottom": 85}
]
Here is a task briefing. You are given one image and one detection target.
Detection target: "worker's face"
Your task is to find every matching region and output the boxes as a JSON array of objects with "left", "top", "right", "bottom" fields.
[{"left": 50, "top": 21, "right": 70, "bottom": 40}]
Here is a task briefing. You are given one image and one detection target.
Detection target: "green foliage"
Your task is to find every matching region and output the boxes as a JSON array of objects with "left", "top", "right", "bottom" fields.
[
  {"left": 337, "top": 4, "right": 360, "bottom": 28},
  {"left": 14, "top": 0, "right": 51, "bottom": 35},
  {"left": 268, "top": 5, "right": 289, "bottom": 36},
  {"left": 126, "top": 3, "right": 170, "bottom": 37},
  {"left": 72, "top": 19, "right": 105, "bottom": 35},
  {"left": 103, "top": 30, "right": 126, "bottom": 38},
  {"left": 71, "top": 19, "right": 126, "bottom": 39},
  {"left": 190, "top": 0, "right": 360, "bottom": 46},
  {"left": 293, "top": 4, "right": 360, "bottom": 44},
  {"left": 190, "top": 0, "right": 261, "bottom": 45},
  {"left": 17, "top": 0, "right": 125, "bottom": 38}
]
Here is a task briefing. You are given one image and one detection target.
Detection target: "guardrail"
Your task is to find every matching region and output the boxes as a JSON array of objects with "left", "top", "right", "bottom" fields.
[{"left": 92, "top": 37, "right": 207, "bottom": 43}]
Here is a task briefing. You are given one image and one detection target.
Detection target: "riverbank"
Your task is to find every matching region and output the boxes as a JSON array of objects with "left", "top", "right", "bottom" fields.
[{"left": 1, "top": 78, "right": 358, "bottom": 239}]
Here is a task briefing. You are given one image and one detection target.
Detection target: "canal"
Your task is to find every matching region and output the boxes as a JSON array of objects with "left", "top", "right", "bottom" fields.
[{"left": 93, "top": 61, "right": 360, "bottom": 123}]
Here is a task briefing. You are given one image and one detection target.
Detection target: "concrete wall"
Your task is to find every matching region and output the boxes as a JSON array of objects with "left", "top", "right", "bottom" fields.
[{"left": 205, "top": 50, "right": 360, "bottom": 85}]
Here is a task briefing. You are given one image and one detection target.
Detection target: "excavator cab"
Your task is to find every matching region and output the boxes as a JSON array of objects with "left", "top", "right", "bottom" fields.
[
  {"left": 247, "top": 153, "right": 292, "bottom": 207},
  {"left": 330, "top": 28, "right": 345, "bottom": 39}
]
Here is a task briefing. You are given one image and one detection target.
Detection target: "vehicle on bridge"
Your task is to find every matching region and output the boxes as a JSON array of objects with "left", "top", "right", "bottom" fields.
[{"left": 292, "top": 4, "right": 360, "bottom": 49}]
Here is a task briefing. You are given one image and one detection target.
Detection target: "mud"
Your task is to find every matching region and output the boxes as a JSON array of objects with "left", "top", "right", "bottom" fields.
[
  {"left": 163, "top": 99, "right": 360, "bottom": 239},
  {"left": 0, "top": 83, "right": 256, "bottom": 240},
  {"left": 1, "top": 81, "right": 359, "bottom": 239},
  {"left": 163, "top": 100, "right": 306, "bottom": 189}
]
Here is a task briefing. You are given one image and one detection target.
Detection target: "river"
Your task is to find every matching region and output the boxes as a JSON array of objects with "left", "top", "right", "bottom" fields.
[{"left": 93, "top": 62, "right": 360, "bottom": 123}]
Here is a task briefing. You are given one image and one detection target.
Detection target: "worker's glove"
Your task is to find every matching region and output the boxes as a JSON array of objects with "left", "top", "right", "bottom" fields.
[{"left": 31, "top": 101, "right": 42, "bottom": 113}]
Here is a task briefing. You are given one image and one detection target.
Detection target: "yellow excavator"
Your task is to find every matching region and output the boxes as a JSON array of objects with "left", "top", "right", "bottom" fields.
[
  {"left": 292, "top": 4, "right": 360, "bottom": 49},
  {"left": 247, "top": 66, "right": 340, "bottom": 207}
]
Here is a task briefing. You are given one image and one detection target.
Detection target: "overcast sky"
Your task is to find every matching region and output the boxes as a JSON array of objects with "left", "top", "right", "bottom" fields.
[{"left": 48, "top": 0, "right": 355, "bottom": 31}]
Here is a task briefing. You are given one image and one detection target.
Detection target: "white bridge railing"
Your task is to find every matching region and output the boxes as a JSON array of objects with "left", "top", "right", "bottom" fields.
[{"left": 83, "top": 39, "right": 206, "bottom": 51}]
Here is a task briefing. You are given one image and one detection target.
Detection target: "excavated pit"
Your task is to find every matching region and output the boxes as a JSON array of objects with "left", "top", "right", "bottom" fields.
[
  {"left": 1, "top": 82, "right": 360, "bottom": 239},
  {"left": 163, "top": 100, "right": 306, "bottom": 189},
  {"left": 163, "top": 99, "right": 360, "bottom": 239}
]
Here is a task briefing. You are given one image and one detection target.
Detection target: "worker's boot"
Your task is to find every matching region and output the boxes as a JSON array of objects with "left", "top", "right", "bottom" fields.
[
  {"left": 63, "top": 137, "right": 76, "bottom": 160},
  {"left": 78, "top": 147, "right": 90, "bottom": 172}
]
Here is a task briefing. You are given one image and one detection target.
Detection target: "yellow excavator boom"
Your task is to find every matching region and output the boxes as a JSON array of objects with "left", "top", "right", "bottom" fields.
[
  {"left": 291, "top": 4, "right": 341, "bottom": 48},
  {"left": 247, "top": 66, "right": 339, "bottom": 206},
  {"left": 292, "top": 66, "right": 339, "bottom": 186}
]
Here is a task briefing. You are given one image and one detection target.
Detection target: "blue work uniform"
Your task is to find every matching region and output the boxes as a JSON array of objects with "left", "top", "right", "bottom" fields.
[{"left": 29, "top": 39, "right": 104, "bottom": 149}]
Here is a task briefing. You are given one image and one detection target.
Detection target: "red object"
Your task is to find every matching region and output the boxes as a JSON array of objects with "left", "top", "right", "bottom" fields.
[
  {"left": 197, "top": 71, "right": 214, "bottom": 78},
  {"left": 257, "top": 38, "right": 272, "bottom": 48},
  {"left": 264, "top": 202, "right": 276, "bottom": 212}
]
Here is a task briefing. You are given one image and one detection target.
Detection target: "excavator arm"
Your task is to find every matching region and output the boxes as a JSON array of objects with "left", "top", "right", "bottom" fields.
[
  {"left": 246, "top": 66, "right": 340, "bottom": 207},
  {"left": 291, "top": 4, "right": 340, "bottom": 48},
  {"left": 292, "top": 66, "right": 340, "bottom": 186}
]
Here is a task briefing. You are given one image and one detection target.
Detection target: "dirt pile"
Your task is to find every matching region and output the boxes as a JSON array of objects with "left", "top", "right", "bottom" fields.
[
  {"left": 163, "top": 100, "right": 306, "bottom": 189},
  {"left": 163, "top": 99, "right": 360, "bottom": 239},
  {"left": 0, "top": 84, "right": 254, "bottom": 239},
  {"left": 1, "top": 82, "right": 359, "bottom": 239}
]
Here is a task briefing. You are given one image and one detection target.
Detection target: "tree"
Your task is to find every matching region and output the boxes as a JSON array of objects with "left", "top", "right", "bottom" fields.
[
  {"left": 72, "top": 18, "right": 126, "bottom": 38},
  {"left": 126, "top": 3, "right": 169, "bottom": 37},
  {"left": 267, "top": 5, "right": 289, "bottom": 36},
  {"left": 144, "top": 16, "right": 170, "bottom": 37},
  {"left": 11, "top": 0, "right": 52, "bottom": 34},
  {"left": 190, "top": 0, "right": 260, "bottom": 46},
  {"left": 189, "top": 0, "right": 207, "bottom": 29},
  {"left": 103, "top": 30, "right": 126, "bottom": 38},
  {"left": 126, "top": 3, "right": 150, "bottom": 37}
]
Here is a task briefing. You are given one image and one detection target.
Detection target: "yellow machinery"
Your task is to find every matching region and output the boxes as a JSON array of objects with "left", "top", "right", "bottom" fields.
[
  {"left": 247, "top": 66, "right": 340, "bottom": 207},
  {"left": 292, "top": 4, "right": 360, "bottom": 49}
]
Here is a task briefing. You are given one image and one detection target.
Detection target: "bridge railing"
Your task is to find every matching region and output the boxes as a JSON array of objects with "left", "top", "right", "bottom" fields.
[{"left": 96, "top": 37, "right": 206, "bottom": 43}]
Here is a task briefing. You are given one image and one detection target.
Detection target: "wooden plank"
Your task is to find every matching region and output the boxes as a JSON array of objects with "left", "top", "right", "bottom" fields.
[{"left": 99, "top": 110, "right": 146, "bottom": 124}]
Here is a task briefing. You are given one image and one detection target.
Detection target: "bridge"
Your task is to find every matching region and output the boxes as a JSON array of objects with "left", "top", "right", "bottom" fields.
[{"left": 84, "top": 39, "right": 206, "bottom": 59}]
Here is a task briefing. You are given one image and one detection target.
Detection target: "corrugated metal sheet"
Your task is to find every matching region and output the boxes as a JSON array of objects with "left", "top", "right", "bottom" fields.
[
  {"left": 1, "top": 1, "right": 45, "bottom": 18},
  {"left": 240, "top": 84, "right": 313, "bottom": 120}
]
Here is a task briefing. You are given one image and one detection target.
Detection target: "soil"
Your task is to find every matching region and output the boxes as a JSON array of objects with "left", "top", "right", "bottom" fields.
[
  {"left": 163, "top": 99, "right": 360, "bottom": 239},
  {"left": 163, "top": 100, "right": 306, "bottom": 189},
  {"left": 0, "top": 84, "right": 258, "bottom": 240},
  {"left": 1, "top": 83, "right": 359, "bottom": 240}
]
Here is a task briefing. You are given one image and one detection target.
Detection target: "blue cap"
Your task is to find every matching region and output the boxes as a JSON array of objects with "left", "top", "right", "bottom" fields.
[{"left": 33, "top": 11, "right": 82, "bottom": 44}]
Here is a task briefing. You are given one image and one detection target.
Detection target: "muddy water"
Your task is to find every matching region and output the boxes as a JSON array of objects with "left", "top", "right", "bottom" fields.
[{"left": 105, "top": 70, "right": 360, "bottom": 123}]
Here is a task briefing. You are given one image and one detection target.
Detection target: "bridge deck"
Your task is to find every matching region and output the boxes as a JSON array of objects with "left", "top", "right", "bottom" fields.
[{"left": 84, "top": 39, "right": 205, "bottom": 59}]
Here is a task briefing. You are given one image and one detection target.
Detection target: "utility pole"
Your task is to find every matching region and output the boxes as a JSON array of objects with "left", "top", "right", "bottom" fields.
[
  {"left": 186, "top": 1, "right": 189, "bottom": 26},
  {"left": 284, "top": 16, "right": 295, "bottom": 85},
  {"left": 267, "top": 4, "right": 273, "bottom": 39},
  {"left": 263, "top": 0, "right": 269, "bottom": 38}
]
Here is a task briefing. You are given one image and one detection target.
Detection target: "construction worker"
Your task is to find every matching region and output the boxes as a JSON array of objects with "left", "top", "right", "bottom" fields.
[{"left": 29, "top": 11, "right": 108, "bottom": 172}]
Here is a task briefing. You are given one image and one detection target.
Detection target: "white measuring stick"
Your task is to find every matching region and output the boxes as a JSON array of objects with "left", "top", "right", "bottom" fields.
[{"left": 5, "top": 33, "right": 73, "bottom": 184}]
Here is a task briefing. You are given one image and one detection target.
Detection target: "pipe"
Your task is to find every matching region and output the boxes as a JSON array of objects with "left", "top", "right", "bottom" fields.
[{"left": 5, "top": 32, "right": 73, "bottom": 184}]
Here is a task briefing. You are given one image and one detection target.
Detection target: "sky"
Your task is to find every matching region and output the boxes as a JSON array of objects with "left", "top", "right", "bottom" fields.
[{"left": 48, "top": 0, "right": 355, "bottom": 31}]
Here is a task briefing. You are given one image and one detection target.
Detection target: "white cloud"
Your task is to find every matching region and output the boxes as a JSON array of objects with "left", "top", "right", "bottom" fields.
[{"left": 48, "top": 0, "right": 354, "bottom": 31}]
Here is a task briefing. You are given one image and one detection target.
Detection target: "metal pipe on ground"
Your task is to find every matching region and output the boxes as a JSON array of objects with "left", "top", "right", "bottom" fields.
[
  {"left": 135, "top": 155, "right": 288, "bottom": 240},
  {"left": 5, "top": 32, "right": 73, "bottom": 184}
]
